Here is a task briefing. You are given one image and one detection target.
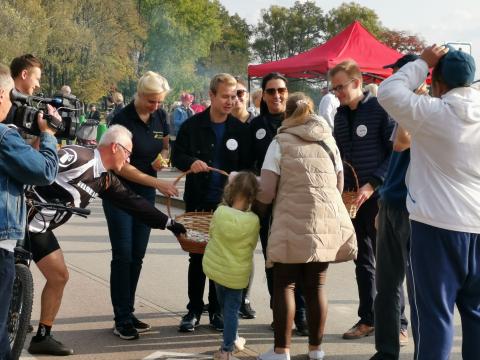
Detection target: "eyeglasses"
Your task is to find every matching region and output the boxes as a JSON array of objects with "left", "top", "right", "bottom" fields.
[
  {"left": 116, "top": 143, "right": 131, "bottom": 159},
  {"left": 236, "top": 89, "right": 247, "bottom": 97},
  {"left": 329, "top": 79, "right": 355, "bottom": 93},
  {"left": 264, "top": 87, "right": 288, "bottom": 96}
]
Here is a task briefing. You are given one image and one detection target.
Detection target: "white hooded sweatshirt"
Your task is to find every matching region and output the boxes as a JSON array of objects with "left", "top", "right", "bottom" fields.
[{"left": 378, "top": 59, "right": 480, "bottom": 233}]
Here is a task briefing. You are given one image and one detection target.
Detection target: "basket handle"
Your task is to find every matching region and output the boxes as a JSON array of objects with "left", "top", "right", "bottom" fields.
[
  {"left": 342, "top": 161, "right": 360, "bottom": 192},
  {"left": 166, "top": 167, "right": 229, "bottom": 218}
]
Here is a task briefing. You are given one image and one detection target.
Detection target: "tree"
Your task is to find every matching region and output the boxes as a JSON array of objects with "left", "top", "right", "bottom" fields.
[
  {"left": 380, "top": 29, "right": 426, "bottom": 54},
  {"left": 324, "top": 2, "right": 383, "bottom": 39},
  {"left": 251, "top": 1, "right": 325, "bottom": 62},
  {"left": 197, "top": 5, "right": 252, "bottom": 83}
]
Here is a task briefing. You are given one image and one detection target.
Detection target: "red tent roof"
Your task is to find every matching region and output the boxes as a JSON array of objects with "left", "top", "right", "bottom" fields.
[{"left": 248, "top": 21, "right": 403, "bottom": 79}]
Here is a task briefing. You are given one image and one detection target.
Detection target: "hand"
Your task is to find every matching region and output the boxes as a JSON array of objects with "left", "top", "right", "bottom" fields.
[
  {"left": 156, "top": 180, "right": 178, "bottom": 197},
  {"left": 167, "top": 220, "right": 187, "bottom": 236},
  {"left": 151, "top": 153, "right": 169, "bottom": 171},
  {"left": 37, "top": 104, "right": 61, "bottom": 135},
  {"left": 354, "top": 183, "right": 375, "bottom": 209},
  {"left": 190, "top": 160, "right": 209, "bottom": 173},
  {"left": 420, "top": 44, "right": 449, "bottom": 69}
]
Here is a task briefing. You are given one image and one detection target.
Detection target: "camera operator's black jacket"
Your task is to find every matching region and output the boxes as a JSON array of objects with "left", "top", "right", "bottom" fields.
[{"left": 171, "top": 107, "right": 253, "bottom": 211}]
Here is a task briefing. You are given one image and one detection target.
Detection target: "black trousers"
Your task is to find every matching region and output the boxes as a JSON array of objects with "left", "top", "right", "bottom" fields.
[{"left": 352, "top": 196, "right": 378, "bottom": 326}]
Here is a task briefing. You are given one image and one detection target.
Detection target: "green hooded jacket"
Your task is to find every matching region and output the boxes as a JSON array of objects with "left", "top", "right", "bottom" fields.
[{"left": 203, "top": 205, "right": 260, "bottom": 289}]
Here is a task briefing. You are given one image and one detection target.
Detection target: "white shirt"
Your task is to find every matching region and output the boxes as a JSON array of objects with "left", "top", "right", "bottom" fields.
[
  {"left": 0, "top": 240, "right": 17, "bottom": 252},
  {"left": 318, "top": 93, "right": 340, "bottom": 130},
  {"left": 262, "top": 139, "right": 343, "bottom": 175},
  {"left": 378, "top": 59, "right": 480, "bottom": 233}
]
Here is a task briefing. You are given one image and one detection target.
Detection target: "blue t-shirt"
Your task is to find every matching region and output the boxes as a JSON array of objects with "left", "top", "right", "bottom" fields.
[
  {"left": 379, "top": 149, "right": 410, "bottom": 208},
  {"left": 205, "top": 122, "right": 226, "bottom": 203}
]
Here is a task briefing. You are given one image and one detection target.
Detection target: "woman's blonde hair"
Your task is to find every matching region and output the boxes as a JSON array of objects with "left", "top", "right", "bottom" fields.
[
  {"left": 137, "top": 71, "right": 170, "bottom": 95},
  {"left": 284, "top": 92, "right": 315, "bottom": 122},
  {"left": 222, "top": 172, "right": 259, "bottom": 208},
  {"left": 112, "top": 91, "right": 124, "bottom": 104}
]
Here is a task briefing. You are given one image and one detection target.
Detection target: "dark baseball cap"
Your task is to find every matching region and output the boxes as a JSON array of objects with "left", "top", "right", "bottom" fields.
[
  {"left": 436, "top": 46, "right": 476, "bottom": 88},
  {"left": 384, "top": 54, "right": 420, "bottom": 69}
]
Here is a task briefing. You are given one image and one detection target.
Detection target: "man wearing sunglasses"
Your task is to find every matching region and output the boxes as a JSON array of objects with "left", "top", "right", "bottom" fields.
[{"left": 329, "top": 60, "right": 394, "bottom": 340}]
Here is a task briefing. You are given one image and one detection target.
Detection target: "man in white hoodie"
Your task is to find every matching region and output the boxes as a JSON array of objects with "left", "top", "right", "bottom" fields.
[{"left": 378, "top": 45, "right": 480, "bottom": 360}]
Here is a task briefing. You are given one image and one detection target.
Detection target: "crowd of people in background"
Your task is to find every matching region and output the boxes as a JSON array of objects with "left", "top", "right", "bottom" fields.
[{"left": 0, "top": 43, "right": 479, "bottom": 360}]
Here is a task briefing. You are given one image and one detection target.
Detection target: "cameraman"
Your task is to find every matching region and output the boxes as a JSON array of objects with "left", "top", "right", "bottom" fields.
[
  {"left": 0, "top": 64, "right": 60, "bottom": 360},
  {"left": 5, "top": 54, "right": 42, "bottom": 143},
  {"left": 25, "top": 125, "right": 185, "bottom": 355}
]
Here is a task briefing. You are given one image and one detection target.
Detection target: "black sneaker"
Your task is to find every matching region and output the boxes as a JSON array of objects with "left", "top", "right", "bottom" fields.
[
  {"left": 239, "top": 302, "right": 256, "bottom": 319},
  {"left": 113, "top": 322, "right": 139, "bottom": 340},
  {"left": 295, "top": 318, "right": 309, "bottom": 337},
  {"left": 132, "top": 315, "right": 151, "bottom": 333},
  {"left": 209, "top": 313, "right": 224, "bottom": 332},
  {"left": 179, "top": 312, "right": 199, "bottom": 332},
  {"left": 28, "top": 335, "right": 74, "bottom": 356}
]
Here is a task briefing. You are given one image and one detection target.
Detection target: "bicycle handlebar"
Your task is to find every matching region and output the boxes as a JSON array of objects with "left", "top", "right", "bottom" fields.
[{"left": 28, "top": 199, "right": 91, "bottom": 218}]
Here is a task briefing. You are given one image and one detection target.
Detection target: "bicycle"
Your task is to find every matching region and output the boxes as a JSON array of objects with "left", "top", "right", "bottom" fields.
[{"left": 7, "top": 199, "right": 90, "bottom": 360}]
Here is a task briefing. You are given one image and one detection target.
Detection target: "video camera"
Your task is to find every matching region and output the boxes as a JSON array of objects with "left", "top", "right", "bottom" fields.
[{"left": 10, "top": 89, "right": 83, "bottom": 140}]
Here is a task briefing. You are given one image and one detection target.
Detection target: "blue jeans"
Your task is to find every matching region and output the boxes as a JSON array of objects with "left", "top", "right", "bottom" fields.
[
  {"left": 102, "top": 185, "right": 155, "bottom": 325},
  {"left": 407, "top": 221, "right": 480, "bottom": 360},
  {"left": 373, "top": 202, "right": 409, "bottom": 359},
  {"left": 215, "top": 283, "right": 242, "bottom": 352},
  {"left": 0, "top": 249, "right": 14, "bottom": 360}
]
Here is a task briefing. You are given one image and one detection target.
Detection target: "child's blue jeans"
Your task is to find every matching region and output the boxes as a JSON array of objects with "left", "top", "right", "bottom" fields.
[{"left": 215, "top": 282, "right": 243, "bottom": 352}]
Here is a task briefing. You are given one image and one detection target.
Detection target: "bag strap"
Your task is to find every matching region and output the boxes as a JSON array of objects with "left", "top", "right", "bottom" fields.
[{"left": 318, "top": 140, "right": 336, "bottom": 170}]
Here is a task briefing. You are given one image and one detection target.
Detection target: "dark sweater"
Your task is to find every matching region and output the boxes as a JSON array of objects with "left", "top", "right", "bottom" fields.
[
  {"left": 379, "top": 149, "right": 410, "bottom": 209},
  {"left": 333, "top": 92, "right": 394, "bottom": 191}
]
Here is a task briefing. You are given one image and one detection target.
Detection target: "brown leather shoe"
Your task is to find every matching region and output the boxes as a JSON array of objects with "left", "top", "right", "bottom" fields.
[
  {"left": 342, "top": 323, "right": 374, "bottom": 339},
  {"left": 399, "top": 329, "right": 409, "bottom": 346}
]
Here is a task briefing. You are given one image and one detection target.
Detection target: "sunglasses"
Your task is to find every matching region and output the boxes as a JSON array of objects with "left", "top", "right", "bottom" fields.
[
  {"left": 236, "top": 89, "right": 247, "bottom": 97},
  {"left": 330, "top": 79, "right": 355, "bottom": 94},
  {"left": 264, "top": 87, "right": 288, "bottom": 96}
]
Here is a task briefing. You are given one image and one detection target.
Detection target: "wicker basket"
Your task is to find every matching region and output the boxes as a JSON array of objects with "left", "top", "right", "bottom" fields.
[
  {"left": 342, "top": 161, "right": 360, "bottom": 219},
  {"left": 167, "top": 167, "right": 229, "bottom": 254}
]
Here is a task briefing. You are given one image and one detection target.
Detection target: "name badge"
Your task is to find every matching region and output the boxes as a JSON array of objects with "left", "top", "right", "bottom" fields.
[
  {"left": 226, "top": 138, "right": 238, "bottom": 151},
  {"left": 256, "top": 128, "right": 266, "bottom": 140},
  {"left": 356, "top": 125, "right": 367, "bottom": 137}
]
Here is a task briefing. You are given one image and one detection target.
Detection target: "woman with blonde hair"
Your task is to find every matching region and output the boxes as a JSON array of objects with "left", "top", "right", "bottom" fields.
[
  {"left": 102, "top": 71, "right": 177, "bottom": 340},
  {"left": 256, "top": 92, "right": 357, "bottom": 360}
]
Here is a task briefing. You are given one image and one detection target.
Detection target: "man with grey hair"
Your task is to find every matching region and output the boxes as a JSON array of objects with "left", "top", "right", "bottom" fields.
[
  {"left": 25, "top": 124, "right": 186, "bottom": 355},
  {"left": 0, "top": 63, "right": 60, "bottom": 360},
  {"left": 59, "top": 85, "right": 71, "bottom": 96}
]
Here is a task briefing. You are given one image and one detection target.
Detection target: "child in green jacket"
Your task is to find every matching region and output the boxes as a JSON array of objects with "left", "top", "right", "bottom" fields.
[{"left": 203, "top": 172, "right": 260, "bottom": 360}]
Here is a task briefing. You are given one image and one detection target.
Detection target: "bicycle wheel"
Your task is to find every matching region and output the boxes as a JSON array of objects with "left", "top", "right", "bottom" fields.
[{"left": 8, "top": 263, "right": 34, "bottom": 360}]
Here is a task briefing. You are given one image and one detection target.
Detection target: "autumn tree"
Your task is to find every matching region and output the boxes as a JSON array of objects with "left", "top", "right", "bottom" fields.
[
  {"left": 251, "top": 1, "right": 325, "bottom": 62},
  {"left": 324, "top": 2, "right": 383, "bottom": 39},
  {"left": 380, "top": 29, "right": 426, "bottom": 54}
]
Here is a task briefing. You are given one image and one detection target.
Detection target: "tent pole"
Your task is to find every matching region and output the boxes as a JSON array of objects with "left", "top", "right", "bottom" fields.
[{"left": 248, "top": 76, "right": 251, "bottom": 107}]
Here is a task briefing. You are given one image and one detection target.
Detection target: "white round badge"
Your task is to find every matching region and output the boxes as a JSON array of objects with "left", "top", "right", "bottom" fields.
[
  {"left": 58, "top": 148, "right": 77, "bottom": 168},
  {"left": 256, "top": 128, "right": 266, "bottom": 140},
  {"left": 356, "top": 125, "right": 368, "bottom": 137},
  {"left": 226, "top": 138, "right": 238, "bottom": 151}
]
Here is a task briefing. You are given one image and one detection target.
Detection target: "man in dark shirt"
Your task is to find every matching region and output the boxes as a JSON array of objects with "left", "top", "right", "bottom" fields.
[
  {"left": 330, "top": 59, "right": 394, "bottom": 340},
  {"left": 172, "top": 73, "right": 252, "bottom": 332},
  {"left": 26, "top": 125, "right": 185, "bottom": 356}
]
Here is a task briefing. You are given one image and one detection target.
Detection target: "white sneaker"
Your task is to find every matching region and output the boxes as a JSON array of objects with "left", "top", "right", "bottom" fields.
[
  {"left": 258, "top": 348, "right": 290, "bottom": 360},
  {"left": 308, "top": 349, "right": 325, "bottom": 360},
  {"left": 234, "top": 336, "right": 246, "bottom": 351}
]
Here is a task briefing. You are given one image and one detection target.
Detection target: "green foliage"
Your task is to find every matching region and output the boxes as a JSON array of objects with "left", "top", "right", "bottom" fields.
[
  {"left": 324, "top": 2, "right": 383, "bottom": 39},
  {"left": 252, "top": 1, "right": 324, "bottom": 62}
]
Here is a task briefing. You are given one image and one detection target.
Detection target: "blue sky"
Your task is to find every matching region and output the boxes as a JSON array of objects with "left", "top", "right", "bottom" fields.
[{"left": 219, "top": 0, "right": 480, "bottom": 78}]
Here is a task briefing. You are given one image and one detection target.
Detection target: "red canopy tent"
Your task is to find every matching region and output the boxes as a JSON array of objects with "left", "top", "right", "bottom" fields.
[{"left": 247, "top": 21, "right": 403, "bottom": 80}]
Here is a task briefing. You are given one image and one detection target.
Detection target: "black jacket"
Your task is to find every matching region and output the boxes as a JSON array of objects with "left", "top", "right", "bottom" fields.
[
  {"left": 249, "top": 112, "right": 284, "bottom": 174},
  {"left": 171, "top": 108, "right": 252, "bottom": 210},
  {"left": 333, "top": 92, "right": 394, "bottom": 191}
]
